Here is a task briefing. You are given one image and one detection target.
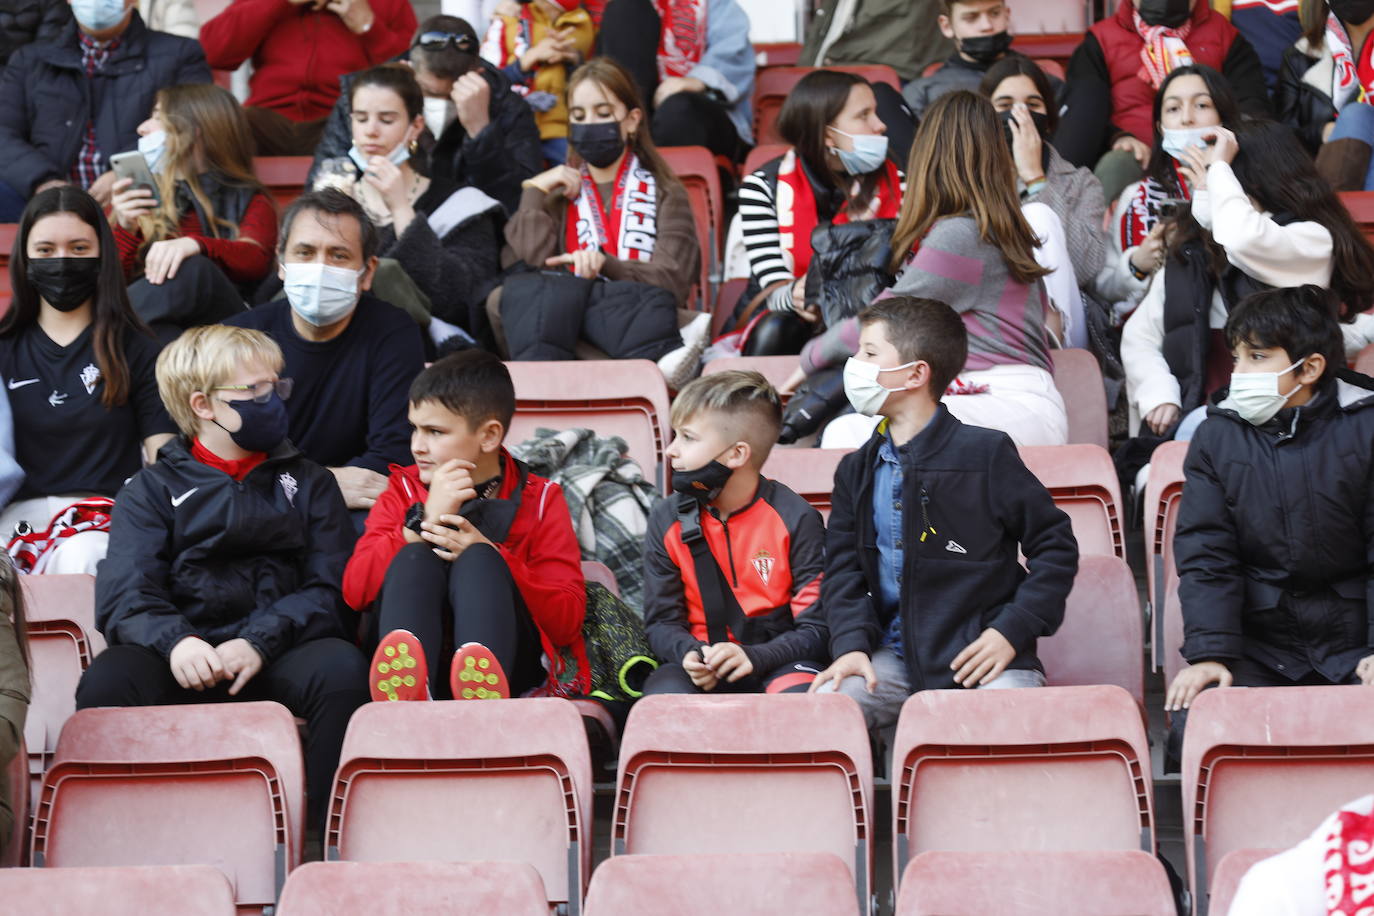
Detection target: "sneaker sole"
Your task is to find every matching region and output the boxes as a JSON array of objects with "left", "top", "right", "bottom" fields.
[
  {"left": 450, "top": 642, "right": 509, "bottom": 700},
  {"left": 370, "top": 630, "right": 428, "bottom": 702}
]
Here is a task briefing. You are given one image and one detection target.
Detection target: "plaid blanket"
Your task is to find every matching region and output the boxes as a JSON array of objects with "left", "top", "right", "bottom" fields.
[{"left": 511, "top": 428, "right": 658, "bottom": 614}]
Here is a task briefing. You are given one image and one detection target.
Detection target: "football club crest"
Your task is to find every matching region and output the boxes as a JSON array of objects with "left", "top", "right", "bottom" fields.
[
  {"left": 751, "top": 549, "right": 775, "bottom": 587},
  {"left": 279, "top": 472, "right": 298, "bottom": 506},
  {"left": 80, "top": 363, "right": 101, "bottom": 395}
]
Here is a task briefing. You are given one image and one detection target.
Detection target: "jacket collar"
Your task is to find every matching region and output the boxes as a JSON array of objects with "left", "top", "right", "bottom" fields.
[
  {"left": 1114, "top": 0, "right": 1210, "bottom": 30},
  {"left": 1208, "top": 371, "right": 1374, "bottom": 441},
  {"left": 868, "top": 403, "right": 959, "bottom": 465},
  {"left": 158, "top": 434, "right": 303, "bottom": 475}
]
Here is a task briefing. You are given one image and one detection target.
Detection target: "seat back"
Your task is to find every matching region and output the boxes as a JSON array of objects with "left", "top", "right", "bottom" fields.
[
  {"left": 4, "top": 733, "right": 26, "bottom": 866},
  {"left": 1340, "top": 190, "right": 1374, "bottom": 243},
  {"left": 1143, "top": 440, "right": 1188, "bottom": 669},
  {"left": 701, "top": 354, "right": 801, "bottom": 402},
  {"left": 327, "top": 699, "right": 592, "bottom": 911},
  {"left": 659, "top": 145, "right": 721, "bottom": 304},
  {"left": 581, "top": 560, "right": 620, "bottom": 597},
  {"left": 277, "top": 861, "right": 550, "bottom": 915},
  {"left": 891, "top": 685, "right": 1153, "bottom": 885},
  {"left": 753, "top": 66, "right": 902, "bottom": 145},
  {"left": 585, "top": 852, "right": 860, "bottom": 916},
  {"left": 0, "top": 864, "right": 237, "bottom": 914},
  {"left": 0, "top": 222, "right": 19, "bottom": 313},
  {"left": 1009, "top": 32, "right": 1085, "bottom": 69},
  {"left": 1181, "top": 686, "right": 1374, "bottom": 910},
  {"left": 35, "top": 702, "right": 305, "bottom": 910},
  {"left": 254, "top": 156, "right": 312, "bottom": 210},
  {"left": 20, "top": 574, "right": 101, "bottom": 653},
  {"left": 759, "top": 448, "right": 852, "bottom": 521},
  {"left": 1018, "top": 444, "right": 1125, "bottom": 557},
  {"left": 741, "top": 143, "right": 789, "bottom": 179},
  {"left": 613, "top": 694, "right": 872, "bottom": 912},
  {"left": 1038, "top": 555, "right": 1145, "bottom": 712},
  {"left": 1161, "top": 580, "right": 1187, "bottom": 691},
  {"left": 1051, "top": 349, "right": 1109, "bottom": 449},
  {"left": 895, "top": 850, "right": 1176, "bottom": 916},
  {"left": 504, "top": 359, "right": 672, "bottom": 492},
  {"left": 1207, "top": 848, "right": 1282, "bottom": 916}
]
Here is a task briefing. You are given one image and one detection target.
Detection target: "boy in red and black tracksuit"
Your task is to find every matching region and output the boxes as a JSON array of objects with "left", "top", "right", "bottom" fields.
[{"left": 641, "top": 371, "right": 826, "bottom": 695}]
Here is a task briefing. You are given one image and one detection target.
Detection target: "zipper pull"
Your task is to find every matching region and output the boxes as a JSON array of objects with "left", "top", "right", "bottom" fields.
[{"left": 919, "top": 486, "right": 937, "bottom": 543}]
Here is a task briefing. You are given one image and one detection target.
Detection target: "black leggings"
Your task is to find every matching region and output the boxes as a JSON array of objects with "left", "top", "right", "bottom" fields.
[
  {"left": 74, "top": 637, "right": 370, "bottom": 831},
  {"left": 643, "top": 658, "right": 822, "bottom": 695},
  {"left": 377, "top": 542, "right": 545, "bottom": 698}
]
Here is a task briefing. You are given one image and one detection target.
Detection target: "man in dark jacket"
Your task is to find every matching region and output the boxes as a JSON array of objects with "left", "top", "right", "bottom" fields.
[
  {"left": 310, "top": 14, "right": 543, "bottom": 215},
  {"left": 75, "top": 324, "right": 370, "bottom": 830},
  {"left": 0, "top": 3, "right": 208, "bottom": 219},
  {"left": 809, "top": 296, "right": 1077, "bottom": 731}
]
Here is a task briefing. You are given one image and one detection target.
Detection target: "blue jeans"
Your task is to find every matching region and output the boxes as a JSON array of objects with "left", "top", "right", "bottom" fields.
[{"left": 1331, "top": 103, "right": 1374, "bottom": 191}]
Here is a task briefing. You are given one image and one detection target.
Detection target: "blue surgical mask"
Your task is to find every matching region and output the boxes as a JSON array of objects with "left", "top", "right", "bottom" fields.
[
  {"left": 1161, "top": 125, "right": 1213, "bottom": 161},
  {"left": 71, "top": 0, "right": 128, "bottom": 31},
  {"left": 347, "top": 142, "right": 410, "bottom": 173},
  {"left": 138, "top": 130, "right": 166, "bottom": 174},
  {"left": 282, "top": 262, "right": 363, "bottom": 327},
  {"left": 827, "top": 127, "right": 889, "bottom": 176}
]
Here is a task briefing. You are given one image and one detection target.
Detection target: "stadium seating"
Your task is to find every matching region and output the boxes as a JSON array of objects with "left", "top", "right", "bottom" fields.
[
  {"left": 660, "top": 145, "right": 724, "bottom": 302},
  {"left": 1051, "top": 348, "right": 1109, "bottom": 449},
  {"left": 1039, "top": 555, "right": 1145, "bottom": 712},
  {"left": 754, "top": 66, "right": 902, "bottom": 146},
  {"left": 4, "top": 733, "right": 26, "bottom": 866},
  {"left": 254, "top": 156, "right": 311, "bottom": 210},
  {"left": 581, "top": 560, "right": 620, "bottom": 596},
  {"left": 613, "top": 694, "right": 873, "bottom": 913},
  {"left": 702, "top": 354, "right": 801, "bottom": 398},
  {"left": 1340, "top": 191, "right": 1374, "bottom": 243},
  {"left": 890, "top": 685, "right": 1153, "bottom": 888},
  {"left": 1142, "top": 440, "right": 1188, "bottom": 669},
  {"left": 0, "top": 864, "right": 237, "bottom": 914},
  {"left": 326, "top": 699, "right": 593, "bottom": 913},
  {"left": 276, "top": 861, "right": 551, "bottom": 915},
  {"left": 585, "top": 852, "right": 861, "bottom": 916},
  {"left": 1206, "top": 848, "right": 1283, "bottom": 916},
  {"left": 1018, "top": 444, "right": 1125, "bottom": 557},
  {"left": 759, "top": 447, "right": 853, "bottom": 521},
  {"left": 1181, "top": 686, "right": 1374, "bottom": 912},
  {"left": 504, "top": 359, "right": 672, "bottom": 492},
  {"left": 895, "top": 850, "right": 1176, "bottom": 916},
  {"left": 1160, "top": 580, "right": 1186, "bottom": 690},
  {"left": 0, "top": 222, "right": 17, "bottom": 313},
  {"left": 741, "top": 143, "right": 789, "bottom": 179},
  {"left": 32, "top": 701, "right": 305, "bottom": 911}
]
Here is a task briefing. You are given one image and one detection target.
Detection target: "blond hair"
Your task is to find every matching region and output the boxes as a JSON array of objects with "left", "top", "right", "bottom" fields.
[
  {"left": 670, "top": 370, "right": 782, "bottom": 467},
  {"left": 155, "top": 325, "right": 284, "bottom": 438}
]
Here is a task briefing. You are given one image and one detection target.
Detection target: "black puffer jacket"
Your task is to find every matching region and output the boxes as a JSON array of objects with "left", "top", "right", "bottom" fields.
[
  {"left": 95, "top": 437, "right": 354, "bottom": 664},
  {"left": 0, "top": 13, "right": 210, "bottom": 196},
  {"left": 310, "top": 56, "right": 543, "bottom": 215},
  {"left": 0, "top": 0, "right": 68, "bottom": 67},
  {"left": 1176, "top": 372, "right": 1374, "bottom": 682},
  {"left": 498, "top": 268, "right": 680, "bottom": 362},
  {"left": 1276, "top": 42, "right": 1341, "bottom": 156}
]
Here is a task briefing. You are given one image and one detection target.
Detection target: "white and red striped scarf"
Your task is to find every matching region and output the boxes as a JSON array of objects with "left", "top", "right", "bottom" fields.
[
  {"left": 565, "top": 153, "right": 658, "bottom": 261},
  {"left": 1327, "top": 14, "right": 1373, "bottom": 113},
  {"left": 5, "top": 497, "right": 114, "bottom": 574},
  {"left": 1120, "top": 166, "right": 1191, "bottom": 251},
  {"left": 1325, "top": 795, "right": 1374, "bottom": 914},
  {"left": 1133, "top": 10, "right": 1194, "bottom": 89},
  {"left": 655, "top": 0, "right": 706, "bottom": 80}
]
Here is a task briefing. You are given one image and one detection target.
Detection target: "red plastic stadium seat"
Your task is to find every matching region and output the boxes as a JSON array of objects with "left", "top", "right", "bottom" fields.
[
  {"left": 1357, "top": 342, "right": 1374, "bottom": 376},
  {"left": 1143, "top": 440, "right": 1188, "bottom": 669},
  {"left": 504, "top": 359, "right": 672, "bottom": 493},
  {"left": 613, "top": 694, "right": 873, "bottom": 913},
  {"left": 711, "top": 277, "right": 749, "bottom": 337},
  {"left": 1340, "top": 191, "right": 1374, "bottom": 244},
  {"left": 702, "top": 354, "right": 801, "bottom": 401},
  {"left": 1207, "top": 848, "right": 1283, "bottom": 916},
  {"left": 585, "top": 852, "right": 860, "bottom": 916},
  {"left": 1181, "top": 686, "right": 1374, "bottom": 912},
  {"left": 895, "top": 850, "right": 1176, "bottom": 916},
  {"left": 254, "top": 156, "right": 311, "bottom": 210},
  {"left": 1010, "top": 33, "right": 1084, "bottom": 70},
  {"left": 660, "top": 145, "right": 722, "bottom": 303},
  {"left": 33, "top": 702, "right": 305, "bottom": 912},
  {"left": 1052, "top": 348, "right": 1109, "bottom": 449},
  {"left": 759, "top": 447, "right": 852, "bottom": 521},
  {"left": 1038, "top": 555, "right": 1145, "bottom": 713},
  {"left": 741, "top": 143, "right": 789, "bottom": 180},
  {"left": 4, "top": 734, "right": 26, "bottom": 866},
  {"left": 0, "top": 864, "right": 236, "bottom": 914},
  {"left": 754, "top": 42, "right": 802, "bottom": 68},
  {"left": 0, "top": 222, "right": 19, "bottom": 314},
  {"left": 891, "top": 685, "right": 1154, "bottom": 888},
  {"left": 1018, "top": 444, "right": 1125, "bottom": 557},
  {"left": 581, "top": 560, "right": 620, "bottom": 596},
  {"left": 753, "top": 67, "right": 902, "bottom": 146},
  {"left": 276, "top": 861, "right": 550, "bottom": 915},
  {"left": 327, "top": 699, "right": 593, "bottom": 912},
  {"left": 1160, "top": 579, "right": 1186, "bottom": 690}
]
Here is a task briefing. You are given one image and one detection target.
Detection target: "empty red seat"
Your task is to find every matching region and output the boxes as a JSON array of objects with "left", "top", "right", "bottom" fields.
[
  {"left": 1207, "top": 848, "right": 1283, "bottom": 916},
  {"left": 0, "top": 864, "right": 236, "bottom": 914},
  {"left": 254, "top": 156, "right": 312, "bottom": 210},
  {"left": 1142, "top": 440, "right": 1188, "bottom": 670},
  {"left": 891, "top": 685, "right": 1153, "bottom": 889},
  {"left": 613, "top": 694, "right": 873, "bottom": 912},
  {"left": 326, "top": 699, "right": 592, "bottom": 913},
  {"left": 659, "top": 145, "right": 722, "bottom": 303},
  {"left": 1038, "top": 555, "right": 1145, "bottom": 712},
  {"left": 1051, "top": 349, "right": 1109, "bottom": 449},
  {"left": 759, "top": 447, "right": 852, "bottom": 521},
  {"left": 1018, "top": 444, "right": 1125, "bottom": 557},
  {"left": 753, "top": 66, "right": 902, "bottom": 146},
  {"left": 1181, "top": 686, "right": 1374, "bottom": 910},
  {"left": 895, "top": 850, "right": 1176, "bottom": 916},
  {"left": 585, "top": 852, "right": 860, "bottom": 916},
  {"left": 33, "top": 702, "right": 305, "bottom": 911},
  {"left": 276, "top": 861, "right": 550, "bottom": 915},
  {"left": 504, "top": 359, "right": 672, "bottom": 492}
]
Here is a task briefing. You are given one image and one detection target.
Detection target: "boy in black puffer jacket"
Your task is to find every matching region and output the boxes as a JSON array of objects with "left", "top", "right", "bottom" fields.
[{"left": 76, "top": 325, "right": 370, "bottom": 831}]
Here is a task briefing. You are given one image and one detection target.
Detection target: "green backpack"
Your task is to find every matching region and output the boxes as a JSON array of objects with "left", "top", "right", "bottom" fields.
[{"left": 554, "top": 582, "right": 659, "bottom": 703}]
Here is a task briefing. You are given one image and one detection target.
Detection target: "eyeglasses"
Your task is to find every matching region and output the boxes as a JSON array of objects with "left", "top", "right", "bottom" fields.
[
  {"left": 414, "top": 31, "right": 477, "bottom": 53},
  {"left": 212, "top": 379, "right": 294, "bottom": 403}
]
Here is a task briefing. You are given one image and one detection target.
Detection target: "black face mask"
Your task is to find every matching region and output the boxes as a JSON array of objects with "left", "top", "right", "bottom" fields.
[
  {"left": 26, "top": 257, "right": 101, "bottom": 312},
  {"left": 215, "top": 393, "right": 289, "bottom": 454},
  {"left": 569, "top": 120, "right": 626, "bottom": 169},
  {"left": 998, "top": 107, "right": 1052, "bottom": 141},
  {"left": 959, "top": 31, "right": 1014, "bottom": 66},
  {"left": 1331, "top": 0, "right": 1374, "bottom": 25},
  {"left": 1136, "top": 0, "right": 1192, "bottom": 28},
  {"left": 671, "top": 459, "right": 733, "bottom": 504}
]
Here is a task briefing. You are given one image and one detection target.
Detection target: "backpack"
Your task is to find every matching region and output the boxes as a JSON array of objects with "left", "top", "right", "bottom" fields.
[{"left": 552, "top": 582, "right": 659, "bottom": 703}]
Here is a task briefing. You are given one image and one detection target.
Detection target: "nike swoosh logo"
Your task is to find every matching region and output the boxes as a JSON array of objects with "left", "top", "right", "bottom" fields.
[
  {"left": 170, "top": 487, "right": 199, "bottom": 508},
  {"left": 7, "top": 378, "right": 38, "bottom": 389}
]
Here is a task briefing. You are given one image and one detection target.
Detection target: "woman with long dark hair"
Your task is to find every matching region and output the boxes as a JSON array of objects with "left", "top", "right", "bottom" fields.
[
  {"left": 734, "top": 68, "right": 903, "bottom": 356},
  {"left": 0, "top": 551, "right": 28, "bottom": 862},
  {"left": 1122, "top": 117, "right": 1374, "bottom": 439},
  {"left": 0, "top": 187, "right": 176, "bottom": 574}
]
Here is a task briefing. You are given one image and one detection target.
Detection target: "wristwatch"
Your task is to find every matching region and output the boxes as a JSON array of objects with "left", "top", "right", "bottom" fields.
[{"left": 404, "top": 502, "right": 426, "bottom": 535}]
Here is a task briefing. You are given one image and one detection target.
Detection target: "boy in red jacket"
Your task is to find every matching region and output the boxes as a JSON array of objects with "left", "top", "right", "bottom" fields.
[{"left": 343, "top": 350, "right": 586, "bottom": 701}]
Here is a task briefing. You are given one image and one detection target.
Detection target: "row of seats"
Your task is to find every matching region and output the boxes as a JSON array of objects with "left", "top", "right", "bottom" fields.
[{"left": 10, "top": 685, "right": 1370, "bottom": 914}]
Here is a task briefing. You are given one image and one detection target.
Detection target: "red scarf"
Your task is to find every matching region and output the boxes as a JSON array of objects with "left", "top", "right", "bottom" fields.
[
  {"left": 1325, "top": 796, "right": 1374, "bottom": 914},
  {"left": 191, "top": 437, "right": 267, "bottom": 481},
  {"left": 774, "top": 149, "right": 903, "bottom": 278},
  {"left": 1133, "top": 10, "right": 1194, "bottom": 89},
  {"left": 654, "top": 0, "right": 705, "bottom": 79},
  {"left": 564, "top": 153, "right": 658, "bottom": 261},
  {"left": 1119, "top": 164, "right": 1192, "bottom": 250}
]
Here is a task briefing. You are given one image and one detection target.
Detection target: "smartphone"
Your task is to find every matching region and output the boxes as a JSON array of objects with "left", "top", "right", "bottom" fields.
[
  {"left": 109, "top": 150, "right": 161, "bottom": 206},
  {"left": 1157, "top": 198, "right": 1189, "bottom": 219}
]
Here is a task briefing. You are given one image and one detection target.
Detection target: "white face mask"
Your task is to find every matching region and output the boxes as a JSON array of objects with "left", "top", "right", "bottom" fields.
[
  {"left": 423, "top": 97, "right": 457, "bottom": 138},
  {"left": 1218, "top": 358, "right": 1306, "bottom": 426},
  {"left": 347, "top": 141, "right": 410, "bottom": 173},
  {"left": 137, "top": 130, "right": 166, "bottom": 174},
  {"left": 1161, "top": 125, "right": 1213, "bottom": 161},
  {"left": 71, "top": 0, "right": 127, "bottom": 31},
  {"left": 843, "top": 356, "right": 917, "bottom": 417},
  {"left": 827, "top": 127, "right": 890, "bottom": 176},
  {"left": 283, "top": 262, "right": 363, "bottom": 327}
]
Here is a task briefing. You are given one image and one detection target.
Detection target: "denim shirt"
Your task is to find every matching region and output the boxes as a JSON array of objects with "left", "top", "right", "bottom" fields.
[{"left": 874, "top": 427, "right": 906, "bottom": 657}]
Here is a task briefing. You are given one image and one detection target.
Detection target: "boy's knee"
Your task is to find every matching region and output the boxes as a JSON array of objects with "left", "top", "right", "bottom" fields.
[{"left": 450, "top": 541, "right": 506, "bottom": 579}]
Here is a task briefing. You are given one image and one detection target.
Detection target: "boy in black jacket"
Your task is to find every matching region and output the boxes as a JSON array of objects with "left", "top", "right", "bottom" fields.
[
  {"left": 810, "top": 296, "right": 1078, "bottom": 730},
  {"left": 76, "top": 325, "right": 370, "bottom": 830}
]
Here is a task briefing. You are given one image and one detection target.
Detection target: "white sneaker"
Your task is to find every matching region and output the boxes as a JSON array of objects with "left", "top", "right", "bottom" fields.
[{"left": 657, "top": 312, "right": 711, "bottom": 390}]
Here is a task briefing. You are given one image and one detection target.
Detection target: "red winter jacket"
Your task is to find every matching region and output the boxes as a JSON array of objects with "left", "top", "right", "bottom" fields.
[
  {"left": 199, "top": 0, "right": 416, "bottom": 123},
  {"left": 342, "top": 451, "right": 587, "bottom": 683}
]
